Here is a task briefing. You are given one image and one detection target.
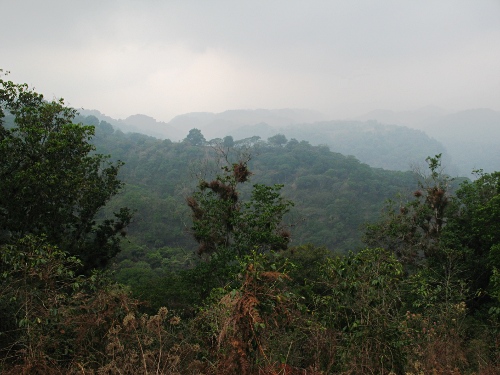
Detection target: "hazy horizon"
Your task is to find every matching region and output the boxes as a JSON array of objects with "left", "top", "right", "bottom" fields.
[{"left": 2, "top": 1, "right": 499, "bottom": 123}]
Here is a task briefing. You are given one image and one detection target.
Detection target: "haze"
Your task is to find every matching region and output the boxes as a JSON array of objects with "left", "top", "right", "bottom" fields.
[{"left": 2, "top": 1, "right": 499, "bottom": 122}]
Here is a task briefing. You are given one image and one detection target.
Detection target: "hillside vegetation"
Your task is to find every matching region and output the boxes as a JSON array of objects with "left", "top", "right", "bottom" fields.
[
  {"left": 2, "top": 73, "right": 500, "bottom": 374},
  {"left": 80, "top": 109, "right": 454, "bottom": 173},
  {"left": 358, "top": 107, "right": 500, "bottom": 176},
  {"left": 86, "top": 118, "right": 420, "bottom": 252}
]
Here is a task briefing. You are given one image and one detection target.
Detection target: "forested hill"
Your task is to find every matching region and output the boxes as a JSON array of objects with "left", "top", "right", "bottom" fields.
[
  {"left": 79, "top": 109, "right": 453, "bottom": 173},
  {"left": 85, "top": 116, "right": 419, "bottom": 254},
  {"left": 5, "top": 77, "right": 500, "bottom": 374},
  {"left": 358, "top": 107, "right": 500, "bottom": 176},
  {"left": 276, "top": 121, "right": 450, "bottom": 172}
]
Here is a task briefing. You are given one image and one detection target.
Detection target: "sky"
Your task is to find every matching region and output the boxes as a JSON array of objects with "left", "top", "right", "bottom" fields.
[{"left": 1, "top": 0, "right": 499, "bottom": 122}]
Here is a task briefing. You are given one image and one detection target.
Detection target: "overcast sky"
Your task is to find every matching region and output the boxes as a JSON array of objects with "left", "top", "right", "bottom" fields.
[{"left": 2, "top": 1, "right": 499, "bottom": 122}]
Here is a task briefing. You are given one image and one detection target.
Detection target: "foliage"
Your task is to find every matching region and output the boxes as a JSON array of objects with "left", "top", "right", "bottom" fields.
[
  {"left": 187, "top": 159, "right": 293, "bottom": 258},
  {"left": 223, "top": 135, "right": 234, "bottom": 148},
  {"left": 276, "top": 244, "right": 332, "bottom": 309},
  {"left": 362, "top": 155, "right": 500, "bottom": 373},
  {"left": 184, "top": 128, "right": 206, "bottom": 146},
  {"left": 364, "top": 154, "right": 452, "bottom": 267},
  {"left": 0, "top": 72, "right": 132, "bottom": 272},
  {"left": 315, "top": 248, "right": 405, "bottom": 374},
  {"left": 196, "top": 252, "right": 324, "bottom": 375},
  {"left": 0, "top": 235, "right": 204, "bottom": 375},
  {"left": 98, "top": 307, "right": 204, "bottom": 375},
  {"left": 0, "top": 235, "right": 136, "bottom": 373},
  {"left": 365, "top": 156, "right": 500, "bottom": 313},
  {"left": 84, "top": 116, "right": 417, "bottom": 255},
  {"left": 267, "top": 133, "right": 288, "bottom": 147},
  {"left": 449, "top": 171, "right": 500, "bottom": 293},
  {"left": 182, "top": 156, "right": 294, "bottom": 304},
  {"left": 5, "top": 71, "right": 500, "bottom": 373},
  {"left": 0, "top": 235, "right": 84, "bottom": 371},
  {"left": 112, "top": 245, "right": 199, "bottom": 314}
]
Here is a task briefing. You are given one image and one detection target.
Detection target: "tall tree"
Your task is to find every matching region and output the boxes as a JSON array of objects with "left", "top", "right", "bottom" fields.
[
  {"left": 183, "top": 128, "right": 206, "bottom": 146},
  {"left": 0, "top": 71, "right": 132, "bottom": 271},
  {"left": 187, "top": 160, "right": 293, "bottom": 258},
  {"left": 185, "top": 155, "right": 294, "bottom": 299},
  {"left": 268, "top": 133, "right": 288, "bottom": 147}
]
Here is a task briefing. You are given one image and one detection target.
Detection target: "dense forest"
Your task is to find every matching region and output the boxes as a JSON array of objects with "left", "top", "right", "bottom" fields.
[{"left": 2, "top": 73, "right": 500, "bottom": 374}]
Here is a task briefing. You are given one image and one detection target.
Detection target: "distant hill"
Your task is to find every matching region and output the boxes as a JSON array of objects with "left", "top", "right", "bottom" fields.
[
  {"left": 283, "top": 121, "right": 452, "bottom": 173},
  {"left": 77, "top": 106, "right": 500, "bottom": 175},
  {"left": 168, "top": 108, "right": 327, "bottom": 140},
  {"left": 78, "top": 108, "right": 327, "bottom": 141},
  {"left": 424, "top": 108, "right": 500, "bottom": 142},
  {"left": 77, "top": 108, "right": 452, "bottom": 173},
  {"left": 424, "top": 109, "right": 500, "bottom": 175},
  {"left": 356, "top": 106, "right": 448, "bottom": 129},
  {"left": 77, "top": 109, "right": 182, "bottom": 140},
  {"left": 357, "top": 107, "right": 500, "bottom": 176}
]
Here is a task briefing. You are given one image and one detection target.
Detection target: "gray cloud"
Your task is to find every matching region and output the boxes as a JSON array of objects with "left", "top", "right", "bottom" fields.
[{"left": 2, "top": 0, "right": 499, "bottom": 121}]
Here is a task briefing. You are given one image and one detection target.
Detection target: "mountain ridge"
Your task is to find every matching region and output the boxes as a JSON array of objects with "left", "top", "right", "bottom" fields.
[{"left": 78, "top": 106, "right": 500, "bottom": 176}]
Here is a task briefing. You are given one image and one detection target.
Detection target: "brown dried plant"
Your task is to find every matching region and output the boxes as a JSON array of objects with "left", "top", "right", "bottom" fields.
[
  {"left": 97, "top": 306, "right": 203, "bottom": 375},
  {"left": 197, "top": 254, "right": 323, "bottom": 375}
]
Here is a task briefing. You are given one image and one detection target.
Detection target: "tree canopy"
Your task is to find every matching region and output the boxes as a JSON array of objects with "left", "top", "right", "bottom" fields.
[
  {"left": 0, "top": 71, "right": 132, "bottom": 271},
  {"left": 183, "top": 128, "right": 206, "bottom": 146}
]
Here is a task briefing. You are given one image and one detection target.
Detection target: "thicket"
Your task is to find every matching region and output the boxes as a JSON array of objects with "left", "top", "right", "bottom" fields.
[{"left": 2, "top": 72, "right": 500, "bottom": 374}]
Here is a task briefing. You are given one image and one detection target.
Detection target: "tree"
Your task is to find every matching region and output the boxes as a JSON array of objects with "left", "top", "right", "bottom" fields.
[
  {"left": 187, "top": 160, "right": 293, "bottom": 258},
  {"left": 184, "top": 155, "right": 294, "bottom": 300},
  {"left": 183, "top": 128, "right": 206, "bottom": 146},
  {"left": 222, "top": 135, "right": 234, "bottom": 148},
  {"left": 268, "top": 133, "right": 288, "bottom": 147},
  {"left": 316, "top": 248, "right": 405, "bottom": 373},
  {"left": 446, "top": 170, "right": 500, "bottom": 301},
  {"left": 234, "top": 135, "right": 261, "bottom": 148},
  {"left": 364, "top": 154, "right": 500, "bottom": 315},
  {"left": 364, "top": 154, "right": 452, "bottom": 267},
  {"left": 0, "top": 235, "right": 85, "bottom": 368},
  {"left": 0, "top": 71, "right": 132, "bottom": 271}
]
